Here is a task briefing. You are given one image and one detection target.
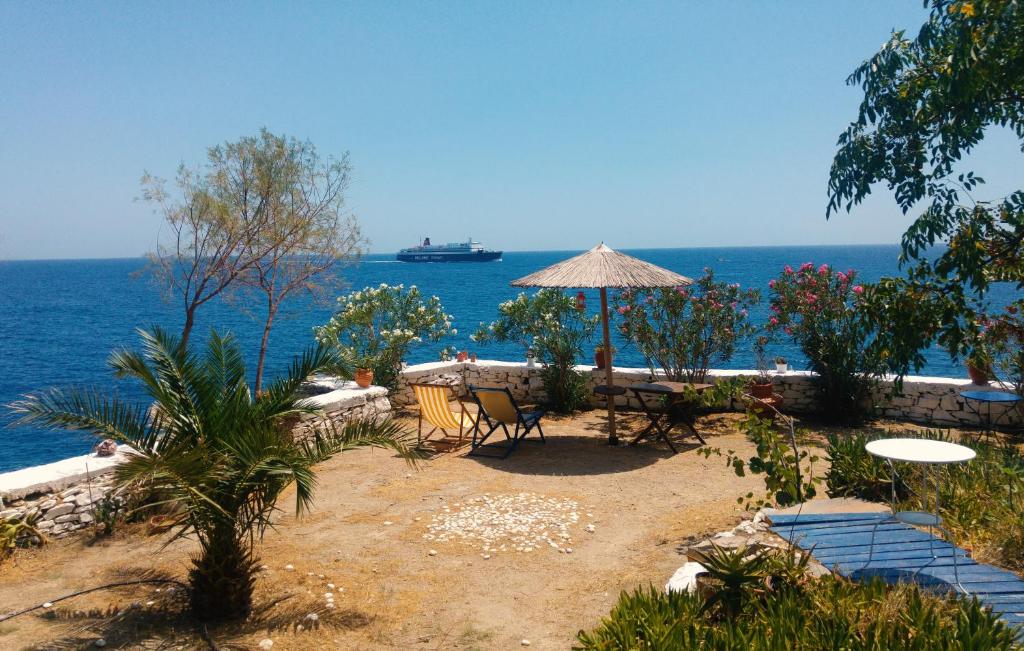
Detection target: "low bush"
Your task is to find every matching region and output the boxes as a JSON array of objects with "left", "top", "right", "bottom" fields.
[
  {"left": 473, "top": 289, "right": 597, "bottom": 413},
  {"left": 315, "top": 283, "right": 455, "bottom": 389},
  {"left": 615, "top": 269, "right": 759, "bottom": 383},
  {"left": 826, "top": 430, "right": 1024, "bottom": 573},
  {"left": 700, "top": 411, "right": 821, "bottom": 510},
  {"left": 576, "top": 544, "right": 1018, "bottom": 650},
  {"left": 766, "top": 263, "right": 883, "bottom": 423}
]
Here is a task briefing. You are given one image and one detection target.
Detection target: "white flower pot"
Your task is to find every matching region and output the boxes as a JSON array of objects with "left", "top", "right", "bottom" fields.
[{"left": 775, "top": 363, "right": 788, "bottom": 373}]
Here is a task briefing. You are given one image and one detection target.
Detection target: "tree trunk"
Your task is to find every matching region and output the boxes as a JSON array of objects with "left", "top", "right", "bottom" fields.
[
  {"left": 180, "top": 306, "right": 197, "bottom": 353},
  {"left": 189, "top": 527, "right": 257, "bottom": 621},
  {"left": 254, "top": 305, "right": 277, "bottom": 395}
]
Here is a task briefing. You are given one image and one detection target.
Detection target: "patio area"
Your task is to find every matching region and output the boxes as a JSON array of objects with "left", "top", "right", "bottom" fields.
[
  {"left": 0, "top": 409, "right": 992, "bottom": 650},
  {"left": 0, "top": 410, "right": 756, "bottom": 649}
]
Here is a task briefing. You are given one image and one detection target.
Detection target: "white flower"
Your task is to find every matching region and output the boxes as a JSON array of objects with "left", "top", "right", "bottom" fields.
[{"left": 451, "top": 328, "right": 458, "bottom": 335}]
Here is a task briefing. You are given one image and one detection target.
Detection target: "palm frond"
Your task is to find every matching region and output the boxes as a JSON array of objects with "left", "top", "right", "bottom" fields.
[
  {"left": 255, "top": 344, "right": 337, "bottom": 420},
  {"left": 8, "top": 387, "right": 156, "bottom": 448}
]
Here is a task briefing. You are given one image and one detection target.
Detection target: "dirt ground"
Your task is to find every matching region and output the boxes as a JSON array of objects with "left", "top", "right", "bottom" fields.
[{"left": 0, "top": 411, "right": 963, "bottom": 650}]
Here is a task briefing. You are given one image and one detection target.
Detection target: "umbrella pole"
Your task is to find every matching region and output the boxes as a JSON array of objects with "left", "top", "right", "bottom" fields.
[{"left": 600, "top": 287, "right": 618, "bottom": 445}]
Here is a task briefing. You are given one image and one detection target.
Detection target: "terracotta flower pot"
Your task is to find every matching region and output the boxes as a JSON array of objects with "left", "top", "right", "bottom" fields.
[
  {"left": 967, "top": 363, "right": 989, "bottom": 385},
  {"left": 355, "top": 368, "right": 374, "bottom": 388},
  {"left": 594, "top": 349, "right": 609, "bottom": 370},
  {"left": 750, "top": 382, "right": 774, "bottom": 399}
]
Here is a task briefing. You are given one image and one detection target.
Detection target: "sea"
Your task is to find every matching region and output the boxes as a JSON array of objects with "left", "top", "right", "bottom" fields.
[{"left": 0, "top": 245, "right": 1016, "bottom": 472}]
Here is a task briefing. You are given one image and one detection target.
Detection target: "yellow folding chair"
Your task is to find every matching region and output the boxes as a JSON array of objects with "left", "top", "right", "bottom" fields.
[
  {"left": 467, "top": 385, "right": 546, "bottom": 459},
  {"left": 411, "top": 382, "right": 478, "bottom": 449}
]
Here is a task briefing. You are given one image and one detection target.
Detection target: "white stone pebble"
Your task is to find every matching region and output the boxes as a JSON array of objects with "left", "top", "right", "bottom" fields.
[
  {"left": 327, "top": 583, "right": 335, "bottom": 590},
  {"left": 258, "top": 641, "right": 274, "bottom": 651},
  {"left": 425, "top": 492, "right": 581, "bottom": 555},
  {"left": 42, "top": 602, "right": 52, "bottom": 608},
  {"left": 284, "top": 564, "right": 295, "bottom": 572},
  {"left": 521, "top": 639, "right": 531, "bottom": 646},
  {"left": 428, "top": 549, "right": 438, "bottom": 556},
  {"left": 383, "top": 521, "right": 393, "bottom": 526},
  {"left": 93, "top": 640, "right": 106, "bottom": 648}
]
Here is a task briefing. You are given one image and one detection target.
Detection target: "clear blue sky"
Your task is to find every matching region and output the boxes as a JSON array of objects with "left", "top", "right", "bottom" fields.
[{"left": 1, "top": 1, "right": 1020, "bottom": 259}]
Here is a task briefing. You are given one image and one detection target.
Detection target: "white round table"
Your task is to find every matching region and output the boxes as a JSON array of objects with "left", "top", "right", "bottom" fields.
[{"left": 865, "top": 438, "right": 975, "bottom": 592}]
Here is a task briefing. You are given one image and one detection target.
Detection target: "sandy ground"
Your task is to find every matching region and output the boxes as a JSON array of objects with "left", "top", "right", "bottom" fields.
[{"left": 0, "top": 410, "right": 962, "bottom": 650}]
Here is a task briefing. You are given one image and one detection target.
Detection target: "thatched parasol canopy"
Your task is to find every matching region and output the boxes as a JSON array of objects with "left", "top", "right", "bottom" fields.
[
  {"left": 510, "top": 243, "right": 693, "bottom": 446},
  {"left": 511, "top": 243, "right": 692, "bottom": 289}
]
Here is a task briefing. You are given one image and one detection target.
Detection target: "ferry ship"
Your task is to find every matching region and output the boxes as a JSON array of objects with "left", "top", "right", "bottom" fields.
[{"left": 396, "top": 237, "right": 502, "bottom": 262}]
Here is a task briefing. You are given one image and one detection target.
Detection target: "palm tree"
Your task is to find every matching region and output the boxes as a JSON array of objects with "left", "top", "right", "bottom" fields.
[{"left": 10, "top": 327, "right": 416, "bottom": 621}]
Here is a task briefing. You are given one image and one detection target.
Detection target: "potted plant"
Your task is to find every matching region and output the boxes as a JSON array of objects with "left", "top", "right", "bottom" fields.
[
  {"left": 594, "top": 344, "right": 615, "bottom": 370},
  {"left": 750, "top": 336, "right": 775, "bottom": 399},
  {"left": 526, "top": 347, "right": 536, "bottom": 368},
  {"left": 967, "top": 347, "right": 992, "bottom": 385},
  {"left": 774, "top": 356, "right": 788, "bottom": 373},
  {"left": 352, "top": 353, "right": 375, "bottom": 388}
]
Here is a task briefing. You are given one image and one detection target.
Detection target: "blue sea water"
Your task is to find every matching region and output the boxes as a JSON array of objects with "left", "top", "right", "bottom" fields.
[{"left": 0, "top": 245, "right": 1014, "bottom": 472}]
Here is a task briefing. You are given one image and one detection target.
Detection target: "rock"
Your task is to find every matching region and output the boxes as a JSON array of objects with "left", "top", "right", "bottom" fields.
[
  {"left": 258, "top": 639, "right": 274, "bottom": 650},
  {"left": 42, "top": 602, "right": 53, "bottom": 608},
  {"left": 326, "top": 583, "right": 335, "bottom": 589},
  {"left": 93, "top": 439, "right": 118, "bottom": 457},
  {"left": 284, "top": 564, "right": 295, "bottom": 571},
  {"left": 45, "top": 503, "right": 75, "bottom": 519},
  {"left": 93, "top": 639, "right": 107, "bottom": 648},
  {"left": 74, "top": 494, "right": 94, "bottom": 508},
  {"left": 78, "top": 512, "right": 95, "bottom": 524},
  {"left": 54, "top": 514, "right": 79, "bottom": 524},
  {"left": 521, "top": 639, "right": 531, "bottom": 646},
  {"left": 35, "top": 519, "right": 54, "bottom": 530},
  {"left": 428, "top": 549, "right": 437, "bottom": 556},
  {"left": 665, "top": 562, "right": 708, "bottom": 594}
]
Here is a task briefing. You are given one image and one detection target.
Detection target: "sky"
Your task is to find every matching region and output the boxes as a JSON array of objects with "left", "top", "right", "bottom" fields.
[{"left": 0, "top": 1, "right": 1020, "bottom": 259}]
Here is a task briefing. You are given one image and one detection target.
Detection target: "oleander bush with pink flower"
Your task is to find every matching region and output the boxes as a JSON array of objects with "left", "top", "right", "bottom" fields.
[
  {"left": 615, "top": 269, "right": 759, "bottom": 383},
  {"left": 766, "top": 263, "right": 884, "bottom": 423}
]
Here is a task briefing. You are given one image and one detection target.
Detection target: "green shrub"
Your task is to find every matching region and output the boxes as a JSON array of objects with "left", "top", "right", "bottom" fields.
[
  {"left": 614, "top": 270, "right": 759, "bottom": 383},
  {"left": 315, "top": 283, "right": 455, "bottom": 389},
  {"left": 766, "top": 264, "right": 883, "bottom": 423},
  {"left": 701, "top": 410, "right": 820, "bottom": 509},
  {"left": 576, "top": 576, "right": 1017, "bottom": 650},
  {"left": 825, "top": 430, "right": 1024, "bottom": 573},
  {"left": 472, "top": 289, "right": 598, "bottom": 413}
]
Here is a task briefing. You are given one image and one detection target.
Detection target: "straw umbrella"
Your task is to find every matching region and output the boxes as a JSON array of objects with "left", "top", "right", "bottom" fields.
[{"left": 511, "top": 243, "right": 693, "bottom": 445}]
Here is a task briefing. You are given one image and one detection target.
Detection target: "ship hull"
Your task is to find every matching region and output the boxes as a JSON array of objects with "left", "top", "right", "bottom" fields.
[{"left": 396, "top": 250, "right": 502, "bottom": 262}]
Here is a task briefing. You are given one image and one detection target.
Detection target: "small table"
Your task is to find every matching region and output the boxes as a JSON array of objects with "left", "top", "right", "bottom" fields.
[
  {"left": 959, "top": 390, "right": 1022, "bottom": 434},
  {"left": 865, "top": 438, "right": 976, "bottom": 592},
  {"left": 627, "top": 382, "right": 711, "bottom": 453}
]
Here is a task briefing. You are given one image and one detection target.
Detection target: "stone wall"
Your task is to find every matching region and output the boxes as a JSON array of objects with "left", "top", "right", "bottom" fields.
[
  {"left": 394, "top": 360, "right": 1022, "bottom": 429},
  {"left": 0, "top": 379, "right": 393, "bottom": 539},
  {"left": 290, "top": 377, "right": 393, "bottom": 441}
]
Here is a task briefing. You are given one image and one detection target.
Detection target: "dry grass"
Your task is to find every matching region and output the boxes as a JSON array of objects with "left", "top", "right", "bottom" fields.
[{"left": 0, "top": 410, "right": 986, "bottom": 650}]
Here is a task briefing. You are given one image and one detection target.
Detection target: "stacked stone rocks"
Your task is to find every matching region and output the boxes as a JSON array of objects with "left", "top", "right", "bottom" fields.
[
  {"left": 1, "top": 477, "right": 114, "bottom": 538},
  {"left": 393, "top": 360, "right": 1022, "bottom": 429},
  {"left": 291, "top": 384, "right": 393, "bottom": 442}
]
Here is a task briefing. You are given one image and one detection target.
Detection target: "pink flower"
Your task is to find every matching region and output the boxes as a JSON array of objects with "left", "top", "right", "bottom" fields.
[
  {"left": 836, "top": 271, "right": 846, "bottom": 282},
  {"left": 852, "top": 285, "right": 864, "bottom": 295},
  {"left": 617, "top": 306, "right": 630, "bottom": 314},
  {"left": 768, "top": 279, "right": 776, "bottom": 289},
  {"left": 784, "top": 327, "right": 794, "bottom": 335},
  {"left": 740, "top": 309, "right": 748, "bottom": 317},
  {"left": 800, "top": 262, "right": 814, "bottom": 272},
  {"left": 769, "top": 316, "right": 779, "bottom": 326},
  {"left": 784, "top": 265, "right": 794, "bottom": 274},
  {"left": 818, "top": 264, "right": 829, "bottom": 275}
]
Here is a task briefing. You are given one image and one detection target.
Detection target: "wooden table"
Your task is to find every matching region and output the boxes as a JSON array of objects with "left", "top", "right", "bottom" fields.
[{"left": 626, "top": 382, "right": 712, "bottom": 453}]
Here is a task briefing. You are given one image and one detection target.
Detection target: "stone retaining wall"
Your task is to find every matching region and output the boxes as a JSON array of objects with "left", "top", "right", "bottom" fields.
[
  {"left": 0, "top": 379, "right": 393, "bottom": 538},
  {"left": 394, "top": 360, "right": 1022, "bottom": 429}
]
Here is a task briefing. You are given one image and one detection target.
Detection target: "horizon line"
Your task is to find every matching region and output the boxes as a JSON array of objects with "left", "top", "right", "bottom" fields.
[{"left": 0, "top": 241, "right": 905, "bottom": 264}]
